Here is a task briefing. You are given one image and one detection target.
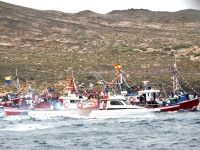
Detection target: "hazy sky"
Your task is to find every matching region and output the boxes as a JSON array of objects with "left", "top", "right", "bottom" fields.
[{"left": 1, "top": 0, "right": 200, "bottom": 14}]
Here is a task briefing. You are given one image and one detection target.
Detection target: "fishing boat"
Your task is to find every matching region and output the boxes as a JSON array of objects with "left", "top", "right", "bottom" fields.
[
  {"left": 160, "top": 59, "right": 199, "bottom": 111},
  {"left": 126, "top": 80, "right": 199, "bottom": 112},
  {"left": 2, "top": 83, "right": 38, "bottom": 116},
  {"left": 28, "top": 94, "right": 99, "bottom": 119},
  {"left": 81, "top": 94, "right": 160, "bottom": 119},
  {"left": 0, "top": 69, "right": 24, "bottom": 110},
  {"left": 112, "top": 63, "right": 199, "bottom": 112},
  {"left": 28, "top": 76, "right": 99, "bottom": 119},
  {"left": 3, "top": 97, "right": 32, "bottom": 116}
]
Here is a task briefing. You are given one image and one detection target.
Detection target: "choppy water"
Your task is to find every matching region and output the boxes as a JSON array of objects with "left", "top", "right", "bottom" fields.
[{"left": 0, "top": 110, "right": 200, "bottom": 150}]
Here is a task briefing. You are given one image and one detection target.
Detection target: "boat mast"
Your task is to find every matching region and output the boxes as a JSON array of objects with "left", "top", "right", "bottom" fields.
[
  {"left": 114, "top": 63, "right": 130, "bottom": 94},
  {"left": 118, "top": 55, "right": 122, "bottom": 90},
  {"left": 161, "top": 83, "right": 167, "bottom": 98},
  {"left": 114, "top": 63, "right": 122, "bottom": 91},
  {"left": 172, "top": 56, "right": 180, "bottom": 95},
  {"left": 71, "top": 69, "right": 78, "bottom": 94},
  {"left": 15, "top": 68, "right": 20, "bottom": 93}
]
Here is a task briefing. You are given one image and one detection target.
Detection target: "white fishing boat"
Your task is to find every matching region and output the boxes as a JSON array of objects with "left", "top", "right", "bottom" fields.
[
  {"left": 80, "top": 94, "right": 160, "bottom": 119},
  {"left": 28, "top": 93, "right": 98, "bottom": 119}
]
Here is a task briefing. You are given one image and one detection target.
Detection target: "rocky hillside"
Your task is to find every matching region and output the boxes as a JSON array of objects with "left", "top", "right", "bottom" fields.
[{"left": 0, "top": 1, "right": 200, "bottom": 92}]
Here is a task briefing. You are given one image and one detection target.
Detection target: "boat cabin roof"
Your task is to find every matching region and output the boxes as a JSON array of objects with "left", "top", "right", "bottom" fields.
[
  {"left": 108, "top": 95, "right": 126, "bottom": 100},
  {"left": 101, "top": 98, "right": 131, "bottom": 105},
  {"left": 138, "top": 89, "right": 160, "bottom": 95}
]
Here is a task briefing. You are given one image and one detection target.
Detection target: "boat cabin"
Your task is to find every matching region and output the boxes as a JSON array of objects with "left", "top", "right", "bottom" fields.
[
  {"left": 126, "top": 81, "right": 160, "bottom": 107},
  {"left": 59, "top": 93, "right": 87, "bottom": 109},
  {"left": 99, "top": 95, "right": 141, "bottom": 110}
]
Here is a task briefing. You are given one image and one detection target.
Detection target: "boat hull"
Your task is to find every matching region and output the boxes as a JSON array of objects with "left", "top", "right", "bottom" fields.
[
  {"left": 159, "top": 105, "right": 181, "bottom": 112},
  {"left": 4, "top": 108, "right": 28, "bottom": 116},
  {"left": 160, "top": 98, "right": 199, "bottom": 112},
  {"left": 179, "top": 98, "right": 199, "bottom": 110},
  {"left": 88, "top": 108, "right": 159, "bottom": 119}
]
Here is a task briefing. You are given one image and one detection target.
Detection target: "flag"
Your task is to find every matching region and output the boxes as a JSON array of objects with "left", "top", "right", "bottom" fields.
[
  {"left": 4, "top": 76, "right": 12, "bottom": 85},
  {"left": 114, "top": 64, "right": 122, "bottom": 71}
]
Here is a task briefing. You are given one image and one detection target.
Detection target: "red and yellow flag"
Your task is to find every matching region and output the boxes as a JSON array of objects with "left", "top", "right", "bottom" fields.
[{"left": 114, "top": 64, "right": 122, "bottom": 71}]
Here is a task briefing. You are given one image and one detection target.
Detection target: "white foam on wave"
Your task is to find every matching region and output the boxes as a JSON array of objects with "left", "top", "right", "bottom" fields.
[
  {"left": 0, "top": 113, "right": 4, "bottom": 118},
  {"left": 3, "top": 115, "right": 30, "bottom": 121},
  {"left": 29, "top": 115, "right": 54, "bottom": 120},
  {"left": 0, "top": 123, "right": 52, "bottom": 131},
  {"left": 0, "top": 109, "right": 4, "bottom": 117}
]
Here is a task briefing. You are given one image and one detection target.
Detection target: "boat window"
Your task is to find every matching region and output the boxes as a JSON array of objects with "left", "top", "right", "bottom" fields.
[
  {"left": 122, "top": 100, "right": 131, "bottom": 105},
  {"left": 70, "top": 100, "right": 80, "bottom": 103},
  {"left": 63, "top": 93, "right": 69, "bottom": 97},
  {"left": 110, "top": 101, "right": 122, "bottom": 105}
]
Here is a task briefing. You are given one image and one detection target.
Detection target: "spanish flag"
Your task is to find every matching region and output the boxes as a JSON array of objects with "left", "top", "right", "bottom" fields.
[{"left": 114, "top": 64, "right": 122, "bottom": 71}]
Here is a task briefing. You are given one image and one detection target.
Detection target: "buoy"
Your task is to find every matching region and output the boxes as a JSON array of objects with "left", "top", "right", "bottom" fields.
[
  {"left": 129, "top": 97, "right": 135, "bottom": 102},
  {"left": 77, "top": 102, "right": 83, "bottom": 109}
]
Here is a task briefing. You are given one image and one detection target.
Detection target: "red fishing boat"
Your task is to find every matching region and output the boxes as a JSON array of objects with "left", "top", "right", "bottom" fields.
[
  {"left": 113, "top": 63, "right": 199, "bottom": 112},
  {"left": 154, "top": 60, "right": 199, "bottom": 112}
]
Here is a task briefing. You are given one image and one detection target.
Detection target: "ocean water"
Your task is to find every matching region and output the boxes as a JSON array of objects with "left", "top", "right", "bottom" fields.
[{"left": 0, "top": 110, "right": 200, "bottom": 150}]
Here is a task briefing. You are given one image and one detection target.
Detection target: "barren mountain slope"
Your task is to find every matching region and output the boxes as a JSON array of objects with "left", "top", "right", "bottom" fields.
[{"left": 0, "top": 1, "right": 200, "bottom": 92}]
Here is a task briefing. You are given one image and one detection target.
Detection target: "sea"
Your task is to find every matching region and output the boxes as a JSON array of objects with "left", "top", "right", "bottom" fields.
[{"left": 0, "top": 110, "right": 200, "bottom": 150}]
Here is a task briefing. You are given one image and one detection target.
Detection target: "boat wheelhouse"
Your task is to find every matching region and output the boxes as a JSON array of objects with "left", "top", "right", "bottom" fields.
[{"left": 126, "top": 81, "right": 160, "bottom": 108}]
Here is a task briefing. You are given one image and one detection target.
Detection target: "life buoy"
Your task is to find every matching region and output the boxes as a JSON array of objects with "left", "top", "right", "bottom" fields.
[
  {"left": 1, "top": 102, "right": 5, "bottom": 105},
  {"left": 88, "top": 101, "right": 97, "bottom": 108},
  {"left": 129, "top": 97, "right": 135, "bottom": 102},
  {"left": 77, "top": 102, "right": 83, "bottom": 109},
  {"left": 64, "top": 102, "right": 69, "bottom": 108}
]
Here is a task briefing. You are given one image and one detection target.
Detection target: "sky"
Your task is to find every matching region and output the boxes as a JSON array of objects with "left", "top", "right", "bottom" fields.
[{"left": 1, "top": 0, "right": 200, "bottom": 14}]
